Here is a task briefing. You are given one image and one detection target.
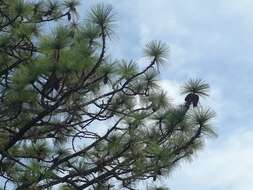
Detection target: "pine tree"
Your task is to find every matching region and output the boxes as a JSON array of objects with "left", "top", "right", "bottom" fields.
[{"left": 0, "top": 1, "right": 216, "bottom": 189}]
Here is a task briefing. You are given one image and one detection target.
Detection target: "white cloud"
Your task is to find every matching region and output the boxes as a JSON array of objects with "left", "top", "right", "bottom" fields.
[
  {"left": 168, "top": 128, "right": 253, "bottom": 190},
  {"left": 158, "top": 80, "right": 182, "bottom": 104}
]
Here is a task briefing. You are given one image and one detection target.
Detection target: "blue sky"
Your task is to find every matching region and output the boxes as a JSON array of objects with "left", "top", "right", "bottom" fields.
[{"left": 82, "top": 1, "right": 253, "bottom": 190}]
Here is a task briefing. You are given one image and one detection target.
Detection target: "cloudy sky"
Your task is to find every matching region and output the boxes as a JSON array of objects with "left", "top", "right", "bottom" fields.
[{"left": 82, "top": 1, "right": 253, "bottom": 190}]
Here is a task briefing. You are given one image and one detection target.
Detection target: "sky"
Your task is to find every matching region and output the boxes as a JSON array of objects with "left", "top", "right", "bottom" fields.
[{"left": 81, "top": 1, "right": 253, "bottom": 190}]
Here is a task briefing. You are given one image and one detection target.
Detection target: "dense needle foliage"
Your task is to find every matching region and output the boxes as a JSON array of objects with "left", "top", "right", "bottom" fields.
[{"left": 0, "top": 1, "right": 216, "bottom": 190}]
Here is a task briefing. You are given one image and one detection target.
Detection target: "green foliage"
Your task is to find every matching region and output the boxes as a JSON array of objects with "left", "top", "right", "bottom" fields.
[
  {"left": 81, "top": 23, "right": 101, "bottom": 42},
  {"left": 189, "top": 107, "right": 217, "bottom": 137},
  {"left": 117, "top": 60, "right": 138, "bottom": 79},
  {"left": 10, "top": 0, "right": 33, "bottom": 16},
  {"left": 181, "top": 78, "right": 210, "bottom": 96},
  {"left": 0, "top": 1, "right": 215, "bottom": 190},
  {"left": 144, "top": 40, "right": 169, "bottom": 64},
  {"left": 40, "top": 26, "right": 72, "bottom": 51},
  {"left": 88, "top": 3, "right": 115, "bottom": 36},
  {"left": 64, "top": 0, "right": 80, "bottom": 13}
]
